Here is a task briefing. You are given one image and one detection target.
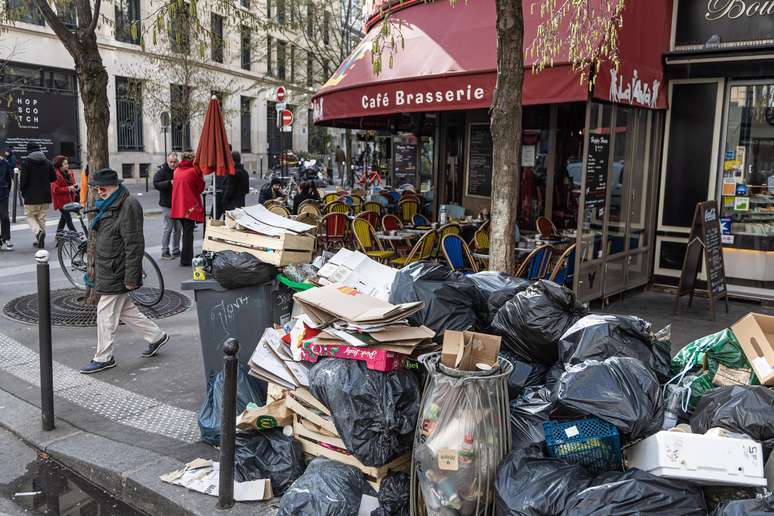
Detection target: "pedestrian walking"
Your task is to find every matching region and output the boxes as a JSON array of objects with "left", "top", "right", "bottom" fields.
[
  {"left": 19, "top": 142, "right": 56, "bottom": 248},
  {"left": 153, "top": 152, "right": 181, "bottom": 260},
  {"left": 51, "top": 155, "right": 77, "bottom": 237},
  {"left": 334, "top": 145, "right": 346, "bottom": 185},
  {"left": 80, "top": 168, "right": 169, "bottom": 374},
  {"left": 170, "top": 152, "right": 204, "bottom": 267},
  {"left": 0, "top": 152, "right": 13, "bottom": 251},
  {"left": 220, "top": 151, "right": 250, "bottom": 214}
]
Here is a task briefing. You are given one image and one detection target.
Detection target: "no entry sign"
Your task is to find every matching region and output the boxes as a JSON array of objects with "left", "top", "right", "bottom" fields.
[
  {"left": 276, "top": 86, "right": 286, "bottom": 102},
  {"left": 281, "top": 109, "right": 293, "bottom": 126}
]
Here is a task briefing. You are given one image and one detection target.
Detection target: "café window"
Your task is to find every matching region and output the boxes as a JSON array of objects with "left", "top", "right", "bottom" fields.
[
  {"left": 115, "top": 0, "right": 140, "bottom": 43},
  {"left": 115, "top": 77, "right": 144, "bottom": 152},
  {"left": 6, "top": 0, "right": 44, "bottom": 25},
  {"left": 720, "top": 83, "right": 774, "bottom": 288}
]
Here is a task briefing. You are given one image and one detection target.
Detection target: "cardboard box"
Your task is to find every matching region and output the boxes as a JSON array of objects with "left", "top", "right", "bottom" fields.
[
  {"left": 299, "top": 341, "right": 407, "bottom": 372},
  {"left": 731, "top": 313, "right": 774, "bottom": 386},
  {"left": 441, "top": 330, "right": 501, "bottom": 371},
  {"left": 236, "top": 397, "right": 293, "bottom": 430},
  {"left": 293, "top": 284, "right": 423, "bottom": 326}
]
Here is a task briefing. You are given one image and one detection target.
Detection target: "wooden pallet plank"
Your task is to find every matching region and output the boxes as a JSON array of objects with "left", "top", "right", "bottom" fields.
[{"left": 285, "top": 396, "right": 339, "bottom": 435}]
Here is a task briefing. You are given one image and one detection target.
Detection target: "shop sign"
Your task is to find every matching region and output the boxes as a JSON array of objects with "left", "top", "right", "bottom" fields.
[
  {"left": 607, "top": 68, "right": 661, "bottom": 108},
  {"left": 359, "top": 84, "right": 487, "bottom": 111},
  {"left": 675, "top": 0, "right": 774, "bottom": 48}
]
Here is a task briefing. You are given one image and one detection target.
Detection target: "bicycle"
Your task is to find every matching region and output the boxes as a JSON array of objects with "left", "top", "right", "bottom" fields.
[
  {"left": 355, "top": 166, "right": 383, "bottom": 189},
  {"left": 57, "top": 202, "right": 165, "bottom": 307}
]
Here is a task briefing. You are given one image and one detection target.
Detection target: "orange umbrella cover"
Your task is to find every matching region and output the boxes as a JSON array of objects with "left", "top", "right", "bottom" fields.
[{"left": 194, "top": 96, "right": 235, "bottom": 176}]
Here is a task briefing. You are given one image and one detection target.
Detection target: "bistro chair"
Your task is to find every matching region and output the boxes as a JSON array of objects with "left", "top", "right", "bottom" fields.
[
  {"left": 386, "top": 191, "right": 401, "bottom": 204},
  {"left": 356, "top": 211, "right": 380, "bottom": 230},
  {"left": 268, "top": 204, "right": 290, "bottom": 218},
  {"left": 536, "top": 216, "right": 560, "bottom": 239},
  {"left": 323, "top": 192, "right": 340, "bottom": 204},
  {"left": 438, "top": 223, "right": 461, "bottom": 239},
  {"left": 319, "top": 212, "right": 348, "bottom": 250},
  {"left": 441, "top": 234, "right": 479, "bottom": 273},
  {"left": 298, "top": 203, "right": 322, "bottom": 218},
  {"left": 381, "top": 213, "right": 412, "bottom": 255},
  {"left": 516, "top": 244, "right": 554, "bottom": 280},
  {"left": 391, "top": 230, "right": 436, "bottom": 267},
  {"left": 363, "top": 201, "right": 382, "bottom": 215},
  {"left": 350, "top": 194, "right": 364, "bottom": 214},
  {"left": 412, "top": 213, "right": 430, "bottom": 227},
  {"left": 325, "top": 201, "right": 351, "bottom": 215},
  {"left": 548, "top": 243, "right": 576, "bottom": 287},
  {"left": 264, "top": 199, "right": 284, "bottom": 209},
  {"left": 296, "top": 212, "right": 319, "bottom": 235},
  {"left": 471, "top": 227, "right": 490, "bottom": 252},
  {"left": 297, "top": 198, "right": 319, "bottom": 212},
  {"left": 399, "top": 199, "right": 419, "bottom": 224},
  {"left": 352, "top": 218, "right": 395, "bottom": 263}
]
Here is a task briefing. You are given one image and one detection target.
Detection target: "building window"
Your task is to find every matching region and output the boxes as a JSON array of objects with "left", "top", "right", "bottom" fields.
[
  {"left": 240, "top": 0, "right": 248, "bottom": 8},
  {"left": 277, "top": 0, "right": 285, "bottom": 24},
  {"left": 211, "top": 13, "right": 224, "bottom": 63},
  {"left": 290, "top": 45, "right": 296, "bottom": 84},
  {"left": 170, "top": 84, "right": 191, "bottom": 151},
  {"left": 139, "top": 163, "right": 150, "bottom": 178},
  {"left": 266, "top": 35, "right": 273, "bottom": 76},
  {"left": 121, "top": 163, "right": 135, "bottom": 179},
  {"left": 6, "top": 0, "right": 44, "bottom": 25},
  {"left": 266, "top": 0, "right": 271, "bottom": 17},
  {"left": 115, "top": 0, "right": 140, "bottom": 43},
  {"left": 240, "top": 97, "right": 252, "bottom": 153},
  {"left": 169, "top": 2, "right": 190, "bottom": 53},
  {"left": 323, "top": 10, "right": 330, "bottom": 45},
  {"left": 277, "top": 41, "right": 287, "bottom": 81},
  {"left": 241, "top": 25, "right": 251, "bottom": 70},
  {"left": 306, "top": 51, "right": 314, "bottom": 87},
  {"left": 306, "top": 2, "right": 314, "bottom": 38},
  {"left": 56, "top": 0, "right": 77, "bottom": 29},
  {"left": 116, "top": 77, "right": 144, "bottom": 152}
]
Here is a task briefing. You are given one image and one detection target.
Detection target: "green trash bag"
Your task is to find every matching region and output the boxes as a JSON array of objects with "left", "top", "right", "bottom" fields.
[{"left": 670, "top": 329, "right": 758, "bottom": 408}]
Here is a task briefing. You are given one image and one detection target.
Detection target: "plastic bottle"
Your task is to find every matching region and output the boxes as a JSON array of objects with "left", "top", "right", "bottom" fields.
[
  {"left": 662, "top": 384, "right": 687, "bottom": 430},
  {"left": 439, "top": 205, "right": 448, "bottom": 225}
]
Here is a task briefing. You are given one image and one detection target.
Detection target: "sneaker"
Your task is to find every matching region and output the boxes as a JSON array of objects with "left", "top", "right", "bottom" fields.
[
  {"left": 0, "top": 241, "right": 13, "bottom": 251},
  {"left": 141, "top": 333, "right": 170, "bottom": 358},
  {"left": 172, "top": 250, "right": 181, "bottom": 258},
  {"left": 36, "top": 230, "right": 45, "bottom": 249},
  {"left": 80, "top": 357, "right": 116, "bottom": 374},
  {"left": 161, "top": 252, "right": 174, "bottom": 261}
]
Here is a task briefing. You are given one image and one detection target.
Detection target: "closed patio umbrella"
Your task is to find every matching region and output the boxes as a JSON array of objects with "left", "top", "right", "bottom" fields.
[{"left": 195, "top": 96, "right": 235, "bottom": 221}]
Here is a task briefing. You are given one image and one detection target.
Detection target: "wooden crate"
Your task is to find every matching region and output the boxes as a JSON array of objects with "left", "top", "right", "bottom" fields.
[{"left": 202, "top": 221, "right": 315, "bottom": 266}]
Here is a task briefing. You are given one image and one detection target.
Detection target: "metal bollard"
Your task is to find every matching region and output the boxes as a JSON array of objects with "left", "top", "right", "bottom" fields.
[
  {"left": 217, "top": 338, "right": 239, "bottom": 510},
  {"left": 36, "top": 250, "right": 55, "bottom": 431},
  {"left": 145, "top": 173, "right": 149, "bottom": 193},
  {"left": 12, "top": 169, "right": 19, "bottom": 223}
]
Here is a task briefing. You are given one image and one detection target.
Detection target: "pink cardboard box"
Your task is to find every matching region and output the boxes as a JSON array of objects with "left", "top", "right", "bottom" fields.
[{"left": 300, "top": 341, "right": 406, "bottom": 372}]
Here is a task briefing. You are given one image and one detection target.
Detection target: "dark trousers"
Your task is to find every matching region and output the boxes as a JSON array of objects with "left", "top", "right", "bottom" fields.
[
  {"left": 0, "top": 198, "right": 9, "bottom": 242},
  {"left": 180, "top": 219, "right": 195, "bottom": 266},
  {"left": 56, "top": 209, "right": 76, "bottom": 232}
]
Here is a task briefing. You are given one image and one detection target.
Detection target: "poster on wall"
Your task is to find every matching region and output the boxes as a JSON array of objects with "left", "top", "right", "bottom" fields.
[
  {"left": 467, "top": 123, "right": 493, "bottom": 197},
  {"left": 0, "top": 88, "right": 79, "bottom": 160}
]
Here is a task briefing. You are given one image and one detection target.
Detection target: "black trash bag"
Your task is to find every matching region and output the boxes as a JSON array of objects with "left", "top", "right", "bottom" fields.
[
  {"left": 197, "top": 363, "right": 266, "bottom": 445},
  {"left": 371, "top": 472, "right": 410, "bottom": 516},
  {"left": 309, "top": 359, "right": 421, "bottom": 467},
  {"left": 564, "top": 468, "right": 708, "bottom": 516},
  {"left": 711, "top": 494, "right": 774, "bottom": 516},
  {"left": 510, "top": 386, "right": 554, "bottom": 451},
  {"left": 233, "top": 429, "right": 305, "bottom": 495},
  {"left": 499, "top": 349, "right": 548, "bottom": 399},
  {"left": 389, "top": 262, "right": 486, "bottom": 336},
  {"left": 690, "top": 385, "right": 774, "bottom": 448},
  {"left": 467, "top": 272, "right": 529, "bottom": 325},
  {"left": 278, "top": 458, "right": 368, "bottom": 516},
  {"left": 550, "top": 357, "right": 664, "bottom": 440},
  {"left": 212, "top": 250, "right": 277, "bottom": 289},
  {"left": 490, "top": 280, "right": 588, "bottom": 365},
  {"left": 543, "top": 363, "right": 565, "bottom": 391},
  {"left": 495, "top": 449, "right": 595, "bottom": 516},
  {"left": 557, "top": 314, "right": 672, "bottom": 382}
]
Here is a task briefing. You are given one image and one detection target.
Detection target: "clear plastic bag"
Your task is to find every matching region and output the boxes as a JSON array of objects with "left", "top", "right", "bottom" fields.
[{"left": 411, "top": 353, "right": 512, "bottom": 516}]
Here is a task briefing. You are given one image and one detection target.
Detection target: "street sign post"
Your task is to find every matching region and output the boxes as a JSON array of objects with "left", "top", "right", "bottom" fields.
[
  {"left": 276, "top": 86, "right": 286, "bottom": 102},
  {"left": 281, "top": 109, "right": 294, "bottom": 127},
  {"left": 275, "top": 101, "right": 286, "bottom": 112}
]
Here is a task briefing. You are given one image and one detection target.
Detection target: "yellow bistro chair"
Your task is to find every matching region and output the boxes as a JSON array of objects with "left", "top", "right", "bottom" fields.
[
  {"left": 391, "top": 229, "right": 436, "bottom": 267},
  {"left": 399, "top": 198, "right": 419, "bottom": 224},
  {"left": 325, "top": 201, "right": 351, "bottom": 215},
  {"left": 268, "top": 204, "right": 290, "bottom": 217},
  {"left": 353, "top": 218, "right": 395, "bottom": 263}
]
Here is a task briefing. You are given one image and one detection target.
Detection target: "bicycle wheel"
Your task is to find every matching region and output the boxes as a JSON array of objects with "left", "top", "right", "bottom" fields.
[
  {"left": 57, "top": 237, "right": 87, "bottom": 290},
  {"left": 129, "top": 252, "right": 165, "bottom": 307}
]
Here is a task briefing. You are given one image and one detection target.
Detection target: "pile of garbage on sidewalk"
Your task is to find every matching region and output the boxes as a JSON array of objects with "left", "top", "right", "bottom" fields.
[{"left": 166, "top": 240, "right": 774, "bottom": 515}]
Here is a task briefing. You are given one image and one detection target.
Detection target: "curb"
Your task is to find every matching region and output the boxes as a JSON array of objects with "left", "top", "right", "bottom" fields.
[{"left": 0, "top": 389, "right": 277, "bottom": 515}]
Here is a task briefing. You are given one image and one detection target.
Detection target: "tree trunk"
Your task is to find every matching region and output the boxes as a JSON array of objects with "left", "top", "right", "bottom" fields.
[{"left": 489, "top": 0, "right": 524, "bottom": 275}]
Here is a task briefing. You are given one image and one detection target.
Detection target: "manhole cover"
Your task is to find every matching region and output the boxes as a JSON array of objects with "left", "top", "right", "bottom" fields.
[{"left": 2, "top": 288, "right": 191, "bottom": 327}]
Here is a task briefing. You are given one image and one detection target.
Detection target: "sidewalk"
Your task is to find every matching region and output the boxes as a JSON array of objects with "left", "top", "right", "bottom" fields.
[{"left": 0, "top": 281, "right": 770, "bottom": 514}]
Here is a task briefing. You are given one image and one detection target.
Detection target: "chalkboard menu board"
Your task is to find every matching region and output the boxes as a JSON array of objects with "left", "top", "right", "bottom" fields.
[
  {"left": 467, "top": 124, "right": 493, "bottom": 197},
  {"left": 673, "top": 201, "right": 728, "bottom": 321},
  {"left": 585, "top": 134, "right": 609, "bottom": 211},
  {"left": 393, "top": 142, "right": 417, "bottom": 187}
]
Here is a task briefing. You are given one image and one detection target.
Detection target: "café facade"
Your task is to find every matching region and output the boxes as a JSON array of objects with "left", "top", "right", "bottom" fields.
[{"left": 313, "top": 0, "right": 675, "bottom": 303}]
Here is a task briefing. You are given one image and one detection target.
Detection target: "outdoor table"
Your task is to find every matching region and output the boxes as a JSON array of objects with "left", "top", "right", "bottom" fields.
[
  {"left": 375, "top": 232, "right": 415, "bottom": 241},
  {"left": 402, "top": 227, "right": 433, "bottom": 236}
]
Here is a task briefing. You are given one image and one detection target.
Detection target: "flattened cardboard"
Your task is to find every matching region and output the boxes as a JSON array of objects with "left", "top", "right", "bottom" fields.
[
  {"left": 368, "top": 325, "right": 436, "bottom": 343},
  {"left": 731, "top": 313, "right": 774, "bottom": 386},
  {"left": 236, "top": 397, "right": 293, "bottom": 430},
  {"left": 441, "top": 330, "right": 501, "bottom": 371},
  {"left": 293, "top": 284, "right": 423, "bottom": 325}
]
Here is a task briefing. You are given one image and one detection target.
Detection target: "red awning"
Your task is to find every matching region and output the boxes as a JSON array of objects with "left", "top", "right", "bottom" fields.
[{"left": 312, "top": 0, "right": 671, "bottom": 127}]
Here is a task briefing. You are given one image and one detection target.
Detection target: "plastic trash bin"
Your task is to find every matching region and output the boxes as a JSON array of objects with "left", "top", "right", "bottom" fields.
[{"left": 182, "top": 279, "right": 292, "bottom": 383}]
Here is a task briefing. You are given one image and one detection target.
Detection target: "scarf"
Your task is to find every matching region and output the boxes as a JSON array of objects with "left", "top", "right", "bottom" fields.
[{"left": 90, "top": 185, "right": 124, "bottom": 231}]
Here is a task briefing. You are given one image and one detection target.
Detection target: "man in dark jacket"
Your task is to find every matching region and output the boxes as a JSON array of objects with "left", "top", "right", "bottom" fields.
[
  {"left": 0, "top": 153, "right": 13, "bottom": 250},
  {"left": 80, "top": 168, "right": 169, "bottom": 374},
  {"left": 220, "top": 151, "right": 250, "bottom": 214},
  {"left": 20, "top": 142, "right": 56, "bottom": 248},
  {"left": 258, "top": 177, "right": 284, "bottom": 205},
  {"left": 153, "top": 152, "right": 181, "bottom": 260}
]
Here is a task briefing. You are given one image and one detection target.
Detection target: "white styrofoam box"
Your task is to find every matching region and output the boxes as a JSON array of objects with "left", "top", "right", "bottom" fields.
[{"left": 624, "top": 431, "right": 766, "bottom": 487}]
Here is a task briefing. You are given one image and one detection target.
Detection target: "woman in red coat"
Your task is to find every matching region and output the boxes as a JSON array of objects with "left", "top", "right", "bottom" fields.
[
  {"left": 51, "top": 155, "right": 77, "bottom": 236},
  {"left": 170, "top": 152, "right": 205, "bottom": 266}
]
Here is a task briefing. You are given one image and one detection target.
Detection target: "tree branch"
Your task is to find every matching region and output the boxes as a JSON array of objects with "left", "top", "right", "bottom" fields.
[
  {"left": 32, "top": 0, "right": 76, "bottom": 52},
  {"left": 86, "top": 0, "right": 102, "bottom": 34}
]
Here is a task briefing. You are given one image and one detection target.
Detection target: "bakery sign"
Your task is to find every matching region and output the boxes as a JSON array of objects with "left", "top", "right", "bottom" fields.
[{"left": 675, "top": 0, "right": 774, "bottom": 47}]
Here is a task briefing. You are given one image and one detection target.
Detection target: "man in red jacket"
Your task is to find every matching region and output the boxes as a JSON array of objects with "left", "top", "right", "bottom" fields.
[{"left": 170, "top": 151, "right": 205, "bottom": 266}]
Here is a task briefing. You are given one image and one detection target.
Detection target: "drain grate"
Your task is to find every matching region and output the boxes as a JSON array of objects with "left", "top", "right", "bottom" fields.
[{"left": 2, "top": 288, "right": 191, "bottom": 327}]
